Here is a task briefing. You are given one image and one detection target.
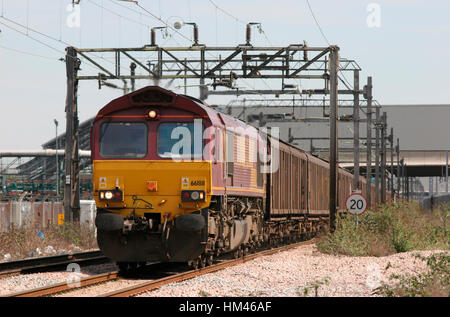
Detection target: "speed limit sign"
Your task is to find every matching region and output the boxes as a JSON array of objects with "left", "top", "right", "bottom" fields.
[{"left": 346, "top": 192, "right": 367, "bottom": 215}]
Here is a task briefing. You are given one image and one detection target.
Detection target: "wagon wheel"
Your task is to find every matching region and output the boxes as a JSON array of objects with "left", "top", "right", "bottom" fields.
[
  {"left": 199, "top": 256, "right": 206, "bottom": 268},
  {"left": 191, "top": 259, "right": 199, "bottom": 270},
  {"left": 206, "top": 254, "right": 214, "bottom": 266},
  {"left": 233, "top": 250, "right": 239, "bottom": 259}
]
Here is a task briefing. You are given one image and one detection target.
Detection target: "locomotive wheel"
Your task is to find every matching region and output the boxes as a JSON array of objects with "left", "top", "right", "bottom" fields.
[
  {"left": 233, "top": 250, "right": 239, "bottom": 259},
  {"left": 138, "top": 261, "right": 146, "bottom": 268},
  {"left": 129, "top": 262, "right": 137, "bottom": 270},
  {"left": 118, "top": 262, "right": 128, "bottom": 272}
]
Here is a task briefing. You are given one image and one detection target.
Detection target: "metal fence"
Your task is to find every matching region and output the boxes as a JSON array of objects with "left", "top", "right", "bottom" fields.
[{"left": 0, "top": 200, "right": 96, "bottom": 232}]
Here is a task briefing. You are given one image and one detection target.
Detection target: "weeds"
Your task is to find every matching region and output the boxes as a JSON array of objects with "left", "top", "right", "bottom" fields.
[
  {"left": 0, "top": 223, "right": 97, "bottom": 260},
  {"left": 199, "top": 290, "right": 211, "bottom": 297},
  {"left": 297, "top": 277, "right": 331, "bottom": 297},
  {"left": 317, "top": 201, "right": 449, "bottom": 257},
  {"left": 374, "top": 253, "right": 449, "bottom": 297}
]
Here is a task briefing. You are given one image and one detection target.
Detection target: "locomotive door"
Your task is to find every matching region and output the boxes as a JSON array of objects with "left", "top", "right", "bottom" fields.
[{"left": 225, "top": 131, "right": 234, "bottom": 186}]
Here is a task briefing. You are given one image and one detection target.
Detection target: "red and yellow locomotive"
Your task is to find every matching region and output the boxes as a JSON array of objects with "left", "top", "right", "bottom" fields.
[{"left": 91, "top": 86, "right": 376, "bottom": 269}]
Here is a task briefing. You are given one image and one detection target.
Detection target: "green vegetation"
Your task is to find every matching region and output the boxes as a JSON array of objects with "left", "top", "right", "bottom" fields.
[
  {"left": 198, "top": 290, "right": 211, "bottom": 297},
  {"left": 317, "top": 201, "right": 449, "bottom": 257},
  {"left": 297, "top": 277, "right": 331, "bottom": 297},
  {"left": 0, "top": 223, "right": 97, "bottom": 260},
  {"left": 374, "top": 253, "right": 449, "bottom": 297}
]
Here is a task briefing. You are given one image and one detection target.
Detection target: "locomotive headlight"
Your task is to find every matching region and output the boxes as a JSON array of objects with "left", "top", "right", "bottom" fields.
[
  {"left": 191, "top": 191, "right": 199, "bottom": 200},
  {"left": 181, "top": 190, "right": 206, "bottom": 202},
  {"left": 105, "top": 191, "right": 113, "bottom": 200},
  {"left": 99, "top": 189, "right": 123, "bottom": 201},
  {"left": 147, "top": 109, "right": 159, "bottom": 119}
]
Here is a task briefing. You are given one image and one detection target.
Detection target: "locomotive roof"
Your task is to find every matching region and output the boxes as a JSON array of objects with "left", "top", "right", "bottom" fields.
[
  {"left": 94, "top": 86, "right": 257, "bottom": 132},
  {"left": 95, "top": 86, "right": 207, "bottom": 119}
]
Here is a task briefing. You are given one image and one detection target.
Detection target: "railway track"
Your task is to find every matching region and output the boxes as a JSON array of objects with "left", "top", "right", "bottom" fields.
[
  {"left": 101, "top": 239, "right": 314, "bottom": 297},
  {"left": 4, "top": 239, "right": 314, "bottom": 297},
  {"left": 5, "top": 270, "right": 120, "bottom": 297},
  {"left": 0, "top": 250, "right": 109, "bottom": 279}
]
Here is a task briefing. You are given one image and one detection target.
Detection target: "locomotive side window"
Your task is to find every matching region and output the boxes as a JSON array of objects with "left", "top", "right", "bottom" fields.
[
  {"left": 99, "top": 122, "right": 147, "bottom": 158},
  {"left": 158, "top": 122, "right": 203, "bottom": 159}
]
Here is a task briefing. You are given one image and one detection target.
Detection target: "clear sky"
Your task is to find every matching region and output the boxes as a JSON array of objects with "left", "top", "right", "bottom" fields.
[{"left": 0, "top": 0, "right": 449, "bottom": 150}]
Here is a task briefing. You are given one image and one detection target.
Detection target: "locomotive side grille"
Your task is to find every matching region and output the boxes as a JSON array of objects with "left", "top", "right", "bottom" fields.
[{"left": 131, "top": 90, "right": 174, "bottom": 104}]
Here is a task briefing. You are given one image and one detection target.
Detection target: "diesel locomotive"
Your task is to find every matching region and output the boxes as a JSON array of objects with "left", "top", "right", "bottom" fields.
[{"left": 91, "top": 86, "right": 375, "bottom": 269}]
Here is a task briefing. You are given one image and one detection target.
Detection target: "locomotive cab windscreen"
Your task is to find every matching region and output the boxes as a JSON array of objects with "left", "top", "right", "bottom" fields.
[{"left": 99, "top": 122, "right": 148, "bottom": 159}]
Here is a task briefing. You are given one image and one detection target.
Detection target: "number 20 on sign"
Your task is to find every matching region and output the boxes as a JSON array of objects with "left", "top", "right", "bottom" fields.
[
  {"left": 345, "top": 192, "right": 367, "bottom": 216},
  {"left": 346, "top": 192, "right": 367, "bottom": 228}
]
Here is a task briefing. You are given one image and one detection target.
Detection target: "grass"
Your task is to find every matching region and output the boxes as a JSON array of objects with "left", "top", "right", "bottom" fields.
[
  {"left": 317, "top": 201, "right": 450, "bottom": 257},
  {"left": 0, "top": 223, "right": 97, "bottom": 261},
  {"left": 374, "top": 253, "right": 449, "bottom": 297}
]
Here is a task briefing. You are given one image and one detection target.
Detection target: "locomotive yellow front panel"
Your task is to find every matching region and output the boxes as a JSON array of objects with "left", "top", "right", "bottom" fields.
[{"left": 93, "top": 160, "right": 212, "bottom": 221}]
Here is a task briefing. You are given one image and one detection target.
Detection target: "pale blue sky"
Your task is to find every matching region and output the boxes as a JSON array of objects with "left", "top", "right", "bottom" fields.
[{"left": 0, "top": 0, "right": 449, "bottom": 150}]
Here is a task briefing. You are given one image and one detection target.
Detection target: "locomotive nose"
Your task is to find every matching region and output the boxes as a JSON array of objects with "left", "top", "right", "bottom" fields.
[{"left": 93, "top": 160, "right": 212, "bottom": 221}]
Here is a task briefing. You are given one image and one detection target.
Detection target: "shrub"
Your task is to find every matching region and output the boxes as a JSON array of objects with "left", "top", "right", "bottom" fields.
[
  {"left": 374, "top": 253, "right": 449, "bottom": 297},
  {"left": 0, "top": 223, "right": 97, "bottom": 261},
  {"left": 317, "top": 201, "right": 449, "bottom": 257}
]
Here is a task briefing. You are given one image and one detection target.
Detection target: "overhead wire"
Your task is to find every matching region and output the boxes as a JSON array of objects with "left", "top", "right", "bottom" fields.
[
  {"left": 0, "top": 20, "right": 101, "bottom": 71},
  {"left": 0, "top": 19, "right": 65, "bottom": 55},
  {"left": 0, "top": 14, "right": 127, "bottom": 73},
  {"left": 305, "top": 0, "right": 330, "bottom": 46},
  {"left": 305, "top": 0, "right": 356, "bottom": 93},
  {"left": 0, "top": 43, "right": 60, "bottom": 61}
]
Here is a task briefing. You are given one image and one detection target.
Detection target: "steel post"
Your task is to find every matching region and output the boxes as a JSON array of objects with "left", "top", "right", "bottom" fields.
[
  {"left": 436, "top": 176, "right": 439, "bottom": 195},
  {"left": 64, "top": 47, "right": 80, "bottom": 222},
  {"left": 446, "top": 150, "right": 448, "bottom": 193},
  {"left": 390, "top": 128, "right": 394, "bottom": 200},
  {"left": 329, "top": 46, "right": 339, "bottom": 232},
  {"left": 406, "top": 168, "right": 409, "bottom": 201},
  {"left": 365, "top": 77, "right": 373, "bottom": 206},
  {"left": 375, "top": 107, "right": 380, "bottom": 204},
  {"left": 55, "top": 120, "right": 59, "bottom": 198},
  {"left": 353, "top": 70, "right": 360, "bottom": 189},
  {"left": 381, "top": 112, "right": 387, "bottom": 203},
  {"left": 429, "top": 177, "right": 433, "bottom": 197},
  {"left": 396, "top": 139, "right": 400, "bottom": 200}
]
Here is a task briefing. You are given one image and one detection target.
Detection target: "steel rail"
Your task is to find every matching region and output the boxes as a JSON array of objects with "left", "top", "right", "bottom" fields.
[
  {"left": 0, "top": 250, "right": 108, "bottom": 279},
  {"left": 4, "top": 271, "right": 120, "bottom": 297},
  {"left": 100, "top": 239, "right": 314, "bottom": 297}
]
